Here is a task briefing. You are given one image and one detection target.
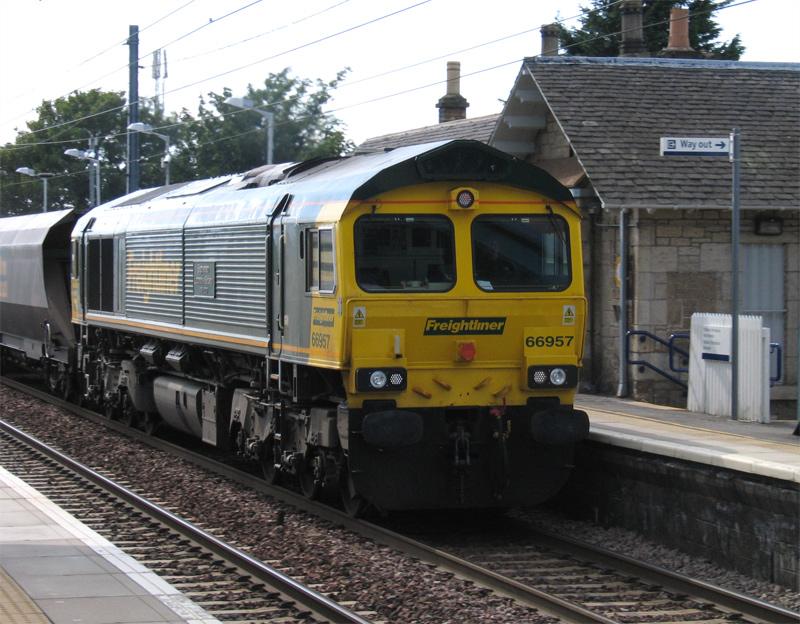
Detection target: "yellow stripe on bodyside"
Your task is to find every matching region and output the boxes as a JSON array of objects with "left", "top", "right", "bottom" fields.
[
  {"left": 84, "top": 313, "right": 347, "bottom": 368},
  {"left": 85, "top": 313, "right": 268, "bottom": 348}
]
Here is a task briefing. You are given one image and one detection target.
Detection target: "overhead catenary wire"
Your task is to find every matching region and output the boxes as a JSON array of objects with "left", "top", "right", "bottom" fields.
[
  {"left": 1, "top": 0, "right": 434, "bottom": 146},
  {"left": 164, "top": 0, "right": 354, "bottom": 68},
  {"left": 1, "top": 0, "right": 608, "bottom": 151},
  {"left": 0, "top": 0, "right": 265, "bottom": 131},
  {"left": 2, "top": 0, "right": 754, "bottom": 161},
  {"left": 0, "top": 0, "right": 357, "bottom": 152},
  {"left": 67, "top": 0, "right": 758, "bottom": 149},
  {"left": 156, "top": 0, "right": 757, "bottom": 148},
  {"left": 0, "top": 0, "right": 756, "bottom": 195},
  {"left": 144, "top": 0, "right": 264, "bottom": 59},
  {"left": 78, "top": 0, "right": 201, "bottom": 67},
  {"left": 0, "top": 0, "right": 200, "bottom": 113}
]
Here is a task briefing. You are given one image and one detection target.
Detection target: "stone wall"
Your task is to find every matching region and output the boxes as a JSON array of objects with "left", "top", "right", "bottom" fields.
[
  {"left": 630, "top": 208, "right": 798, "bottom": 410},
  {"left": 555, "top": 442, "right": 799, "bottom": 588},
  {"left": 584, "top": 211, "right": 625, "bottom": 395},
  {"left": 535, "top": 114, "right": 572, "bottom": 159}
]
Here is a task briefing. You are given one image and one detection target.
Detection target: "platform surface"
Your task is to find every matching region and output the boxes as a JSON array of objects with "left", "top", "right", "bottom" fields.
[
  {"left": 0, "top": 466, "right": 221, "bottom": 624},
  {"left": 576, "top": 394, "right": 800, "bottom": 483}
]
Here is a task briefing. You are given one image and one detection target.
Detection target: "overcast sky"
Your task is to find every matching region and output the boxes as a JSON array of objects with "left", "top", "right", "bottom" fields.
[{"left": 1, "top": 0, "right": 798, "bottom": 150}]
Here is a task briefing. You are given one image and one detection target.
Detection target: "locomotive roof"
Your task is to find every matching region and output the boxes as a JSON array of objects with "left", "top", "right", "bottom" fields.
[{"left": 74, "top": 140, "right": 572, "bottom": 236}]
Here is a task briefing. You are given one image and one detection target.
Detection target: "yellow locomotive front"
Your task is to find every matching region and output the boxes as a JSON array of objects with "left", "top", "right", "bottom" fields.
[{"left": 334, "top": 179, "right": 588, "bottom": 512}]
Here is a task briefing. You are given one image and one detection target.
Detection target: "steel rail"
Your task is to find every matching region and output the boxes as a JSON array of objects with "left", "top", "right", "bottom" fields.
[
  {"left": 527, "top": 529, "right": 800, "bottom": 624},
  {"left": 0, "top": 411, "right": 371, "bottom": 624},
  {"left": 4, "top": 375, "right": 798, "bottom": 624}
]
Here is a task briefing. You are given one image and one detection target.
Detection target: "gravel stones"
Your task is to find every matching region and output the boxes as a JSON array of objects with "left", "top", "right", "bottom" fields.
[
  {"left": 2, "top": 384, "right": 796, "bottom": 619},
  {"left": 0, "top": 385, "right": 554, "bottom": 623}
]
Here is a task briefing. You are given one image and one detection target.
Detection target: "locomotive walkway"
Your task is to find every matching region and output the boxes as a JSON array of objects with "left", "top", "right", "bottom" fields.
[{"left": 576, "top": 393, "right": 800, "bottom": 483}]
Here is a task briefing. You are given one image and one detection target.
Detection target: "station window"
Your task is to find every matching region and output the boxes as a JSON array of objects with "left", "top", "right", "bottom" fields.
[{"left": 305, "top": 228, "right": 335, "bottom": 293}]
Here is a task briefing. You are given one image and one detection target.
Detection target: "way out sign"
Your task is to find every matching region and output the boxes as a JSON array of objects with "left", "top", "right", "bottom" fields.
[{"left": 660, "top": 136, "right": 730, "bottom": 157}]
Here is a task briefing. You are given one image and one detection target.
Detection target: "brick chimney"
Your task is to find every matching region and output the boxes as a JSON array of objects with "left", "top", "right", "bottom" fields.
[
  {"left": 436, "top": 61, "right": 469, "bottom": 123},
  {"left": 540, "top": 23, "right": 559, "bottom": 56},
  {"left": 619, "top": 0, "right": 646, "bottom": 57},
  {"left": 660, "top": 6, "right": 703, "bottom": 58}
]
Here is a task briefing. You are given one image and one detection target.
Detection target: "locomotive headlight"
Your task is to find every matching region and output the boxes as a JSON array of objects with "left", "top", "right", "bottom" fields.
[
  {"left": 370, "top": 370, "right": 388, "bottom": 389},
  {"left": 356, "top": 367, "right": 407, "bottom": 392},
  {"left": 527, "top": 365, "right": 577, "bottom": 389},
  {"left": 549, "top": 368, "right": 567, "bottom": 386}
]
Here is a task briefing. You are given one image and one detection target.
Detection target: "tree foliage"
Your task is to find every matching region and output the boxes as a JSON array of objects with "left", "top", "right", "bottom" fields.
[
  {"left": 1, "top": 68, "right": 353, "bottom": 216},
  {"left": 0, "top": 90, "right": 129, "bottom": 216},
  {"left": 172, "top": 68, "right": 354, "bottom": 180},
  {"left": 556, "top": 0, "right": 744, "bottom": 59}
]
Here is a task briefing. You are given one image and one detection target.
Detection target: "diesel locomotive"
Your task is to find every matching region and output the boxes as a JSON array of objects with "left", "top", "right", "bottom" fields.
[{"left": 0, "top": 140, "right": 589, "bottom": 514}]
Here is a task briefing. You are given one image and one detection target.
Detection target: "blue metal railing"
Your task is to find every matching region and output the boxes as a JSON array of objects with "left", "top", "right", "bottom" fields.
[
  {"left": 627, "top": 331, "right": 783, "bottom": 388},
  {"left": 626, "top": 330, "right": 689, "bottom": 389},
  {"left": 668, "top": 331, "right": 690, "bottom": 373}
]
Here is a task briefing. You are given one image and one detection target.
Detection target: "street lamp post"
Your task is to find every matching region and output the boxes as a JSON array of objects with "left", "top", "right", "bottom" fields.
[
  {"left": 84, "top": 134, "right": 99, "bottom": 206},
  {"left": 224, "top": 97, "right": 274, "bottom": 165},
  {"left": 127, "top": 123, "right": 171, "bottom": 185},
  {"left": 64, "top": 148, "right": 102, "bottom": 206},
  {"left": 16, "top": 167, "right": 54, "bottom": 212}
]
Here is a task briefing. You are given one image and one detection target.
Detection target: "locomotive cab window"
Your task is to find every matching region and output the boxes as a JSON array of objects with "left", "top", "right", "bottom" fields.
[
  {"left": 306, "top": 228, "right": 335, "bottom": 293},
  {"left": 86, "top": 237, "right": 118, "bottom": 312},
  {"left": 354, "top": 215, "right": 455, "bottom": 292},
  {"left": 472, "top": 214, "right": 570, "bottom": 291}
]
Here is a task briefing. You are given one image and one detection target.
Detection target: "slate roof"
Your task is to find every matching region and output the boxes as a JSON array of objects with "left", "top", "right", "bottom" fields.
[
  {"left": 518, "top": 56, "right": 800, "bottom": 210},
  {"left": 357, "top": 114, "right": 499, "bottom": 152}
]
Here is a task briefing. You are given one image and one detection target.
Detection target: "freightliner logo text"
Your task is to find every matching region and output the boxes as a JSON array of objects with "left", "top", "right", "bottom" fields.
[{"left": 424, "top": 317, "right": 506, "bottom": 335}]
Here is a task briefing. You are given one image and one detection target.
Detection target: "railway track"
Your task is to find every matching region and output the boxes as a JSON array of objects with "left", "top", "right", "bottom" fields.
[
  {"left": 393, "top": 516, "right": 799, "bottom": 624},
  {"left": 0, "top": 414, "right": 372, "bottom": 624},
  {"left": 3, "top": 375, "right": 798, "bottom": 624}
]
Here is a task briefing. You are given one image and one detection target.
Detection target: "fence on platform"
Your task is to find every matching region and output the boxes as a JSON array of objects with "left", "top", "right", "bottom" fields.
[{"left": 687, "top": 313, "right": 770, "bottom": 423}]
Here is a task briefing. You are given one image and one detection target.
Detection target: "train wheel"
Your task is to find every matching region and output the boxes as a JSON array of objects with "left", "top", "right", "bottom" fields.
[
  {"left": 46, "top": 363, "right": 65, "bottom": 397},
  {"left": 298, "top": 453, "right": 321, "bottom": 500},
  {"left": 142, "top": 413, "right": 161, "bottom": 436},
  {"left": 122, "top": 396, "right": 138, "bottom": 428},
  {"left": 261, "top": 437, "right": 281, "bottom": 485},
  {"left": 104, "top": 392, "right": 122, "bottom": 420},
  {"left": 340, "top": 459, "right": 366, "bottom": 518}
]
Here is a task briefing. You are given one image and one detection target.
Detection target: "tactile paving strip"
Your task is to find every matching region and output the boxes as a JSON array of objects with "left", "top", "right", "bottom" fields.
[{"left": 0, "top": 567, "right": 48, "bottom": 624}]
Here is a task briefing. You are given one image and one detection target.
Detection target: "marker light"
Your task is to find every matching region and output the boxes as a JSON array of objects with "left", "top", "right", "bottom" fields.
[
  {"left": 450, "top": 187, "right": 478, "bottom": 210},
  {"left": 456, "top": 189, "right": 475, "bottom": 208},
  {"left": 532, "top": 370, "right": 547, "bottom": 385},
  {"left": 370, "top": 370, "right": 388, "bottom": 389}
]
